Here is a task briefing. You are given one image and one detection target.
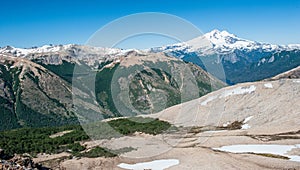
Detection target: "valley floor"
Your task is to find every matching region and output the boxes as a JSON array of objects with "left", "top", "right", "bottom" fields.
[
  {"left": 34, "top": 79, "right": 300, "bottom": 170},
  {"left": 36, "top": 128, "right": 300, "bottom": 170}
]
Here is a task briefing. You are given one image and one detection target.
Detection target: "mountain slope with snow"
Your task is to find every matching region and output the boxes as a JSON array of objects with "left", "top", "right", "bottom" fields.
[
  {"left": 145, "top": 78, "right": 300, "bottom": 134},
  {"left": 1, "top": 29, "right": 300, "bottom": 85},
  {"left": 151, "top": 29, "right": 299, "bottom": 55},
  {"left": 150, "top": 29, "right": 300, "bottom": 84}
]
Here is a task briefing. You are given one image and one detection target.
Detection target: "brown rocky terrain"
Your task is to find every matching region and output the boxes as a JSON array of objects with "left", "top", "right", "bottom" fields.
[
  {"left": 267, "top": 65, "right": 300, "bottom": 80},
  {"left": 32, "top": 78, "right": 300, "bottom": 170}
]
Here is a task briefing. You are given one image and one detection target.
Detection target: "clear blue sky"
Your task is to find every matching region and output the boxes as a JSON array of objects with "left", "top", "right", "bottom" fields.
[{"left": 1, "top": 0, "right": 300, "bottom": 48}]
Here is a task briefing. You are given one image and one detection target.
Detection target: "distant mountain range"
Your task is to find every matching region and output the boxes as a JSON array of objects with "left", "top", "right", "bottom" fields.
[
  {"left": 1, "top": 29, "right": 300, "bottom": 84},
  {"left": 0, "top": 49, "right": 224, "bottom": 130},
  {"left": 152, "top": 29, "right": 300, "bottom": 56},
  {"left": 150, "top": 29, "right": 300, "bottom": 84},
  {"left": 0, "top": 29, "right": 299, "bottom": 130}
]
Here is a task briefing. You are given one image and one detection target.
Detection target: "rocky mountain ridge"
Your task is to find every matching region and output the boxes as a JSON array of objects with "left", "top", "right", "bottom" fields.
[{"left": 0, "top": 50, "right": 225, "bottom": 130}]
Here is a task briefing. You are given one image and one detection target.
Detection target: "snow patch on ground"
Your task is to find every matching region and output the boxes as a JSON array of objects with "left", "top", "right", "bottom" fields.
[
  {"left": 213, "top": 144, "right": 300, "bottom": 162},
  {"left": 241, "top": 124, "right": 251, "bottom": 130},
  {"left": 264, "top": 83, "right": 273, "bottom": 88},
  {"left": 117, "top": 159, "right": 179, "bottom": 170},
  {"left": 202, "top": 130, "right": 228, "bottom": 133},
  {"left": 293, "top": 80, "right": 300, "bottom": 83},
  {"left": 268, "top": 56, "right": 275, "bottom": 63},
  {"left": 222, "top": 85, "right": 256, "bottom": 98},
  {"left": 201, "top": 86, "right": 256, "bottom": 106},
  {"left": 201, "top": 95, "right": 218, "bottom": 106},
  {"left": 243, "top": 116, "right": 253, "bottom": 123},
  {"left": 223, "top": 122, "right": 230, "bottom": 127},
  {"left": 241, "top": 116, "right": 253, "bottom": 130}
]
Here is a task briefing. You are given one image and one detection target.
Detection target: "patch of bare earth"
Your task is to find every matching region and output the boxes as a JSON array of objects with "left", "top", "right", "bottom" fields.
[{"left": 49, "top": 130, "right": 74, "bottom": 138}]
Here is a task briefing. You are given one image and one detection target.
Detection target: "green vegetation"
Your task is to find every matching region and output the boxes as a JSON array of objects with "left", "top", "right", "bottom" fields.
[
  {"left": 108, "top": 117, "right": 171, "bottom": 135},
  {"left": 41, "top": 60, "right": 76, "bottom": 83},
  {"left": 0, "top": 117, "right": 171, "bottom": 158},
  {"left": 98, "top": 60, "right": 113, "bottom": 70},
  {"left": 74, "top": 147, "right": 117, "bottom": 158},
  {"left": 0, "top": 64, "right": 79, "bottom": 131},
  {"left": 95, "top": 63, "right": 120, "bottom": 116},
  {"left": 64, "top": 143, "right": 85, "bottom": 153},
  {"left": 224, "top": 50, "right": 300, "bottom": 84},
  {"left": 129, "top": 67, "right": 181, "bottom": 114},
  {"left": 14, "top": 87, "right": 78, "bottom": 129},
  {"left": 0, "top": 125, "right": 89, "bottom": 157},
  {"left": 0, "top": 57, "right": 223, "bottom": 131},
  {"left": 94, "top": 60, "right": 221, "bottom": 117},
  {"left": 82, "top": 117, "right": 172, "bottom": 140},
  {"left": 182, "top": 50, "right": 300, "bottom": 84},
  {"left": 0, "top": 65, "right": 21, "bottom": 130},
  {"left": 25, "top": 59, "right": 223, "bottom": 121},
  {"left": 0, "top": 96, "right": 19, "bottom": 130}
]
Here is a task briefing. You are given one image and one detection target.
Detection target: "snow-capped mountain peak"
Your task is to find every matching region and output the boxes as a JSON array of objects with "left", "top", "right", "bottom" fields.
[
  {"left": 204, "top": 29, "right": 238, "bottom": 40},
  {"left": 202, "top": 29, "right": 258, "bottom": 51},
  {"left": 1, "top": 29, "right": 300, "bottom": 62},
  {"left": 151, "top": 29, "right": 298, "bottom": 55},
  {"left": 0, "top": 44, "right": 76, "bottom": 57},
  {"left": 0, "top": 44, "right": 124, "bottom": 57}
]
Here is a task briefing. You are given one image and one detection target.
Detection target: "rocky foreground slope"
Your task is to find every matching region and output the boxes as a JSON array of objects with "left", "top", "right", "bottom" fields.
[
  {"left": 49, "top": 78, "right": 300, "bottom": 170},
  {"left": 267, "top": 65, "right": 300, "bottom": 80},
  {"left": 0, "top": 67, "right": 298, "bottom": 169},
  {"left": 147, "top": 79, "right": 300, "bottom": 134}
]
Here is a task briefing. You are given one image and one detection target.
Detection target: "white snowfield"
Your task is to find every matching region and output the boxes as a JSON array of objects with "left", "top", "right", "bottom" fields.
[
  {"left": 201, "top": 85, "right": 256, "bottom": 106},
  {"left": 213, "top": 144, "right": 300, "bottom": 162},
  {"left": 264, "top": 83, "right": 273, "bottom": 88},
  {"left": 118, "top": 159, "right": 179, "bottom": 170},
  {"left": 222, "top": 85, "right": 256, "bottom": 98}
]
